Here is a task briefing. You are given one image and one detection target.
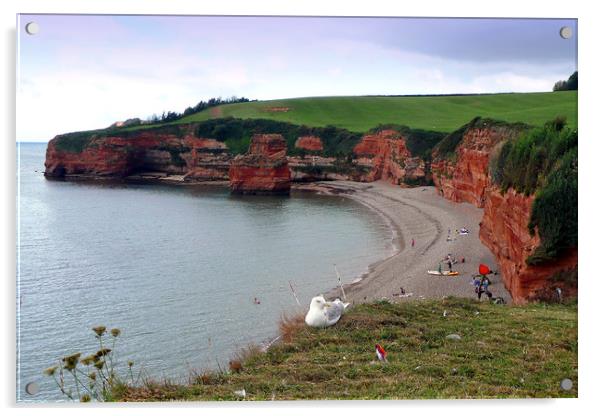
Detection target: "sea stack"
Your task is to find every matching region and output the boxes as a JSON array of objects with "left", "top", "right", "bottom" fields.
[{"left": 229, "top": 134, "right": 291, "bottom": 195}]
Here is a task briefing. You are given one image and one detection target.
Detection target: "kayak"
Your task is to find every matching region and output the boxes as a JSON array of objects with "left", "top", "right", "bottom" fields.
[{"left": 427, "top": 270, "right": 459, "bottom": 276}]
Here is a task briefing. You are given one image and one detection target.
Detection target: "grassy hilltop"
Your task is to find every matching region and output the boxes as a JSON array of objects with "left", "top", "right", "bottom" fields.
[
  {"left": 166, "top": 91, "right": 577, "bottom": 133},
  {"left": 54, "top": 91, "right": 577, "bottom": 159},
  {"left": 114, "top": 298, "right": 577, "bottom": 401}
]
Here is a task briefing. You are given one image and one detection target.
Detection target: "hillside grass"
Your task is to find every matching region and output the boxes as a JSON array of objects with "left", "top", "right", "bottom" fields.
[
  {"left": 114, "top": 298, "right": 577, "bottom": 401},
  {"left": 148, "top": 91, "right": 577, "bottom": 133}
]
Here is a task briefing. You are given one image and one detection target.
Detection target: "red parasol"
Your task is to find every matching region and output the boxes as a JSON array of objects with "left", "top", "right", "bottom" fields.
[{"left": 479, "top": 264, "right": 491, "bottom": 275}]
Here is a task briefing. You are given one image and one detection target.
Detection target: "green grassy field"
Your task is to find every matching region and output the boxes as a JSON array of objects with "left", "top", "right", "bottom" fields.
[
  {"left": 165, "top": 91, "right": 577, "bottom": 133},
  {"left": 115, "top": 298, "right": 577, "bottom": 401}
]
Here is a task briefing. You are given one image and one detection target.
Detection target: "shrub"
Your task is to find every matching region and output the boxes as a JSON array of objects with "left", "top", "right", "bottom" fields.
[
  {"left": 489, "top": 120, "right": 577, "bottom": 263},
  {"left": 493, "top": 121, "right": 577, "bottom": 196},
  {"left": 53, "top": 131, "right": 100, "bottom": 153},
  {"left": 527, "top": 148, "right": 577, "bottom": 263},
  {"left": 194, "top": 117, "right": 363, "bottom": 156}
]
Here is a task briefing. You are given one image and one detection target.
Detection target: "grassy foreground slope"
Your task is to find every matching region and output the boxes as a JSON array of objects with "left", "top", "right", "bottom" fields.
[
  {"left": 116, "top": 298, "right": 577, "bottom": 401},
  {"left": 171, "top": 91, "right": 577, "bottom": 133}
]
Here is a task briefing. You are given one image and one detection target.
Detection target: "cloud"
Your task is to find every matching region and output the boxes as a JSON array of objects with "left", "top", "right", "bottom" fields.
[
  {"left": 17, "top": 70, "right": 201, "bottom": 139},
  {"left": 17, "top": 15, "right": 577, "bottom": 141},
  {"left": 210, "top": 67, "right": 250, "bottom": 88},
  {"left": 327, "top": 68, "right": 342, "bottom": 77}
]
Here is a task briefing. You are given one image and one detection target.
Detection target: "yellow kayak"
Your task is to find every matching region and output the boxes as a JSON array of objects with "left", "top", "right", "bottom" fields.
[{"left": 427, "top": 270, "right": 459, "bottom": 276}]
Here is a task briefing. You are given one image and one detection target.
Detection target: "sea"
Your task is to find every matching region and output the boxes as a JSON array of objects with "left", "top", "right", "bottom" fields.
[{"left": 16, "top": 142, "right": 395, "bottom": 401}]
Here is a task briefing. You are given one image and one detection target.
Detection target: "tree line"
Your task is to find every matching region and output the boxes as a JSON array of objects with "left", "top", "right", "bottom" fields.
[
  {"left": 146, "top": 96, "right": 255, "bottom": 124},
  {"left": 553, "top": 71, "right": 578, "bottom": 92}
]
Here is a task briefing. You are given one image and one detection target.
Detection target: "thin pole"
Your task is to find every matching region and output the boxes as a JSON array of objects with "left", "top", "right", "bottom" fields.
[
  {"left": 334, "top": 264, "right": 347, "bottom": 302},
  {"left": 289, "top": 281, "right": 301, "bottom": 306}
]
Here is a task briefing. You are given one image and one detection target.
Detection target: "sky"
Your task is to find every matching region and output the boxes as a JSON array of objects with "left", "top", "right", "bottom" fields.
[{"left": 17, "top": 15, "right": 577, "bottom": 141}]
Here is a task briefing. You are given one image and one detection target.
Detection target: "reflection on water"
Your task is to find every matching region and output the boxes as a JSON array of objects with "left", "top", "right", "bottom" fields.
[{"left": 17, "top": 142, "right": 393, "bottom": 401}]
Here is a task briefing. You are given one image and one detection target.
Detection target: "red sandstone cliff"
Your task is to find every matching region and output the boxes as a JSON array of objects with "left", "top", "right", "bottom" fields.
[
  {"left": 479, "top": 188, "right": 577, "bottom": 302},
  {"left": 181, "top": 137, "right": 231, "bottom": 180},
  {"left": 229, "top": 134, "right": 291, "bottom": 194},
  {"left": 45, "top": 136, "right": 135, "bottom": 177},
  {"left": 432, "top": 124, "right": 577, "bottom": 302},
  {"left": 295, "top": 136, "right": 324, "bottom": 152},
  {"left": 353, "top": 130, "right": 425, "bottom": 184},
  {"left": 44, "top": 132, "right": 231, "bottom": 180},
  {"left": 431, "top": 126, "right": 518, "bottom": 207}
]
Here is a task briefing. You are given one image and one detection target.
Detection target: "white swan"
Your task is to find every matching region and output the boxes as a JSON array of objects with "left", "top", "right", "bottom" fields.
[{"left": 305, "top": 295, "right": 350, "bottom": 328}]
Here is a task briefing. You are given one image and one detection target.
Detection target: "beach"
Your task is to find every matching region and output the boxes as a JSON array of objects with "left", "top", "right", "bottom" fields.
[
  {"left": 54, "top": 171, "right": 511, "bottom": 304},
  {"left": 296, "top": 180, "right": 511, "bottom": 304}
]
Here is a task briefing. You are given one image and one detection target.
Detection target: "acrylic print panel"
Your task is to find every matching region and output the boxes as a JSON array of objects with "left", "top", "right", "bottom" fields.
[{"left": 16, "top": 14, "right": 578, "bottom": 402}]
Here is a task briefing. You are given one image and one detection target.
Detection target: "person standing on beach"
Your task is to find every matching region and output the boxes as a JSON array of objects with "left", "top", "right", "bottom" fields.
[
  {"left": 411, "top": 238, "right": 415, "bottom": 248},
  {"left": 443, "top": 254, "right": 453, "bottom": 271},
  {"left": 477, "top": 275, "right": 493, "bottom": 300}
]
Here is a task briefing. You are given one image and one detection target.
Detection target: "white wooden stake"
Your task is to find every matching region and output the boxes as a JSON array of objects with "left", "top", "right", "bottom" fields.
[
  {"left": 334, "top": 264, "right": 347, "bottom": 302},
  {"left": 289, "top": 280, "right": 301, "bottom": 306}
]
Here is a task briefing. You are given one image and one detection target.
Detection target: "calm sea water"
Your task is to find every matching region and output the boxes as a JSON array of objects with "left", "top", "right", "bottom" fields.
[{"left": 16, "top": 142, "right": 394, "bottom": 401}]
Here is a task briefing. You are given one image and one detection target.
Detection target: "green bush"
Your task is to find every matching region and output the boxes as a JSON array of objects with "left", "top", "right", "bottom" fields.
[
  {"left": 53, "top": 131, "right": 100, "bottom": 153},
  {"left": 493, "top": 118, "right": 576, "bottom": 195},
  {"left": 527, "top": 148, "right": 577, "bottom": 264},
  {"left": 194, "top": 117, "right": 362, "bottom": 156},
  {"left": 489, "top": 120, "right": 577, "bottom": 263}
]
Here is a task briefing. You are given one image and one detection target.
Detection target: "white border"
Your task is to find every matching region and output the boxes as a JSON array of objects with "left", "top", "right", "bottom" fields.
[{"left": 2, "top": 0, "right": 600, "bottom": 415}]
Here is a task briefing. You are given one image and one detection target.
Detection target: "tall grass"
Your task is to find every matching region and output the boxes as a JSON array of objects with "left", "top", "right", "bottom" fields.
[{"left": 113, "top": 298, "right": 578, "bottom": 401}]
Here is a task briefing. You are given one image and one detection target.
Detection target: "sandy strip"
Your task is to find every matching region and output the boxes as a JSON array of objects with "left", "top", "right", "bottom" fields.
[{"left": 295, "top": 181, "right": 511, "bottom": 304}]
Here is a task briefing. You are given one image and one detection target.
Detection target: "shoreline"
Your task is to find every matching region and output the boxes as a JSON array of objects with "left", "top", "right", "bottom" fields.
[
  {"left": 293, "top": 182, "right": 404, "bottom": 291},
  {"left": 295, "top": 181, "right": 512, "bottom": 304},
  {"left": 46, "top": 172, "right": 230, "bottom": 186},
  {"left": 36, "top": 173, "right": 513, "bottom": 389},
  {"left": 48, "top": 173, "right": 511, "bottom": 303}
]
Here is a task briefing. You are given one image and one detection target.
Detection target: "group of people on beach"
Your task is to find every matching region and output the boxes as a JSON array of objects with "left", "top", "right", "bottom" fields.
[
  {"left": 472, "top": 274, "right": 492, "bottom": 300},
  {"left": 471, "top": 264, "right": 505, "bottom": 303},
  {"left": 433, "top": 229, "right": 502, "bottom": 302},
  {"left": 446, "top": 227, "right": 470, "bottom": 242},
  {"left": 437, "top": 253, "right": 465, "bottom": 273}
]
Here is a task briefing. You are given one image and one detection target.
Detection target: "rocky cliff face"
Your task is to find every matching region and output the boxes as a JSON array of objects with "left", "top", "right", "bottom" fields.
[
  {"left": 44, "top": 132, "right": 231, "bottom": 181},
  {"left": 229, "top": 134, "right": 291, "bottom": 194},
  {"left": 432, "top": 124, "right": 577, "bottom": 302},
  {"left": 288, "top": 156, "right": 351, "bottom": 182},
  {"left": 45, "top": 128, "right": 428, "bottom": 186},
  {"left": 45, "top": 136, "right": 135, "bottom": 177},
  {"left": 479, "top": 187, "right": 577, "bottom": 302},
  {"left": 352, "top": 130, "right": 426, "bottom": 184},
  {"left": 294, "top": 136, "right": 323, "bottom": 152},
  {"left": 431, "top": 127, "right": 514, "bottom": 207},
  {"left": 181, "top": 137, "right": 231, "bottom": 180}
]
